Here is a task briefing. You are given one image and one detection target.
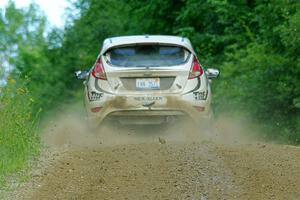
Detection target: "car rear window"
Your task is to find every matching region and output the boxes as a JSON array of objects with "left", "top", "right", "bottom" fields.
[{"left": 106, "top": 45, "right": 190, "bottom": 67}]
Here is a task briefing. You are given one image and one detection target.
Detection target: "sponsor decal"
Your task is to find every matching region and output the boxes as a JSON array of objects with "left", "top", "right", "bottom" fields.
[
  {"left": 134, "top": 96, "right": 163, "bottom": 101},
  {"left": 193, "top": 90, "right": 208, "bottom": 100},
  {"left": 89, "top": 91, "right": 103, "bottom": 101}
]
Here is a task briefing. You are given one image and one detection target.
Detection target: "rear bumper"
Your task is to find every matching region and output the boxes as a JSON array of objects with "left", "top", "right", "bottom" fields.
[
  {"left": 85, "top": 93, "right": 212, "bottom": 128},
  {"left": 109, "top": 110, "right": 186, "bottom": 116},
  {"left": 87, "top": 109, "right": 212, "bottom": 127}
]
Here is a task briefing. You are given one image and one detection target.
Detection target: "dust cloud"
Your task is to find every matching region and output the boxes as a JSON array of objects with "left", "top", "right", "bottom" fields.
[
  {"left": 41, "top": 108, "right": 260, "bottom": 148},
  {"left": 41, "top": 112, "right": 205, "bottom": 148},
  {"left": 213, "top": 113, "right": 260, "bottom": 145}
]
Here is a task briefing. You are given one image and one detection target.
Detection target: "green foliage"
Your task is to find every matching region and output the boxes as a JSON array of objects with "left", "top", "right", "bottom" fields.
[
  {"left": 211, "top": 1, "right": 300, "bottom": 143},
  {"left": 0, "top": 1, "right": 44, "bottom": 186},
  {"left": 215, "top": 43, "right": 299, "bottom": 142},
  {"left": 0, "top": 77, "right": 40, "bottom": 184}
]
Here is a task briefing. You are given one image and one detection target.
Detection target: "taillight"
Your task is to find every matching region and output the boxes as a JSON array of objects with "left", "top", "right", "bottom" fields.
[
  {"left": 92, "top": 57, "right": 107, "bottom": 80},
  {"left": 188, "top": 56, "right": 203, "bottom": 79}
]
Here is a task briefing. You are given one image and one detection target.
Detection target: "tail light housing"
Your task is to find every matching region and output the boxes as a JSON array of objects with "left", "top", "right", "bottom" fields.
[
  {"left": 188, "top": 56, "right": 203, "bottom": 79},
  {"left": 92, "top": 57, "right": 107, "bottom": 80}
]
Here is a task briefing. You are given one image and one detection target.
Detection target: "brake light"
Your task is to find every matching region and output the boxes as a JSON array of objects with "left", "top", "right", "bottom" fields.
[
  {"left": 188, "top": 57, "right": 203, "bottom": 79},
  {"left": 92, "top": 57, "right": 107, "bottom": 80}
]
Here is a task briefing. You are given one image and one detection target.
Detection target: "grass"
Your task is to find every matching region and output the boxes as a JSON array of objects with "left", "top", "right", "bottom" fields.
[{"left": 0, "top": 78, "right": 40, "bottom": 187}]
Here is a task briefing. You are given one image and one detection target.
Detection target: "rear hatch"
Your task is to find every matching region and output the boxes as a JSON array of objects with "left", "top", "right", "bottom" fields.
[{"left": 102, "top": 44, "right": 192, "bottom": 95}]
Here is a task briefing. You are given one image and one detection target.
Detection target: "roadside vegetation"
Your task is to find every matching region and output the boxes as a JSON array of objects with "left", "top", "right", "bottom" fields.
[
  {"left": 0, "top": 0, "right": 299, "bottom": 186},
  {"left": 0, "top": 78, "right": 40, "bottom": 185}
]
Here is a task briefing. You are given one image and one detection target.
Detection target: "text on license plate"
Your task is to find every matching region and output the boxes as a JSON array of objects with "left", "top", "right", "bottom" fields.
[{"left": 136, "top": 78, "right": 160, "bottom": 90}]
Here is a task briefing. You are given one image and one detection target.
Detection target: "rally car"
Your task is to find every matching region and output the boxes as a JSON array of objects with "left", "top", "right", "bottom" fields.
[{"left": 75, "top": 35, "right": 219, "bottom": 128}]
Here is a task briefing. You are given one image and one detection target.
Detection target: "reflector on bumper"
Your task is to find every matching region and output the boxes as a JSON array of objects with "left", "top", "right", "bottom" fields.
[
  {"left": 91, "top": 107, "right": 102, "bottom": 113},
  {"left": 194, "top": 106, "right": 205, "bottom": 112}
]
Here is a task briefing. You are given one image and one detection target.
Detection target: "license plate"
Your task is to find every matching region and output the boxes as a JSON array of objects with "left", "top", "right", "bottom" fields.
[{"left": 136, "top": 78, "right": 160, "bottom": 90}]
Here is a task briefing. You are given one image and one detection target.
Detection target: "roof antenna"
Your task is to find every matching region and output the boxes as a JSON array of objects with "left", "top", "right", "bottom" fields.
[
  {"left": 145, "top": 34, "right": 149, "bottom": 38},
  {"left": 181, "top": 37, "right": 185, "bottom": 42},
  {"left": 109, "top": 38, "right": 112, "bottom": 43}
]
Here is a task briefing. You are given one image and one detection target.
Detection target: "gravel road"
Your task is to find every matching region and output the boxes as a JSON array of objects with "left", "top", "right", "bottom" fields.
[{"left": 4, "top": 113, "right": 300, "bottom": 200}]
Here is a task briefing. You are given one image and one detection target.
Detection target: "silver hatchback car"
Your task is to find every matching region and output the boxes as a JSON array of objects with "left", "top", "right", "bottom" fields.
[{"left": 76, "top": 35, "right": 219, "bottom": 128}]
